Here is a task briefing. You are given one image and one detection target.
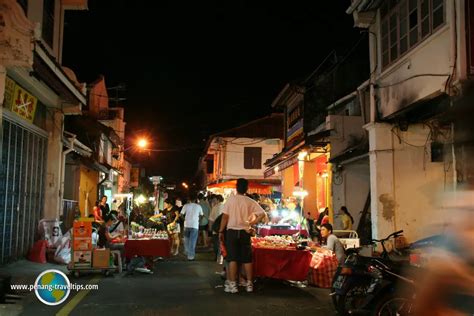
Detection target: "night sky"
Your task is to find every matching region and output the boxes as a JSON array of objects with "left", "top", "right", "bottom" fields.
[{"left": 62, "top": 0, "right": 363, "bottom": 184}]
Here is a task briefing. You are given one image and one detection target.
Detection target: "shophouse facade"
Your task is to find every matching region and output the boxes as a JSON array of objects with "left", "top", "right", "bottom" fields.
[
  {"left": 347, "top": 0, "right": 474, "bottom": 241},
  {"left": 0, "top": 0, "right": 87, "bottom": 263}
]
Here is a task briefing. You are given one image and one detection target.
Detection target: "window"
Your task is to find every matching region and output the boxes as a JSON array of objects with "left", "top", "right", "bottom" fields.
[
  {"left": 42, "top": 0, "right": 55, "bottom": 48},
  {"left": 381, "top": 0, "right": 445, "bottom": 68},
  {"left": 244, "top": 147, "right": 262, "bottom": 170},
  {"left": 206, "top": 155, "right": 214, "bottom": 174}
]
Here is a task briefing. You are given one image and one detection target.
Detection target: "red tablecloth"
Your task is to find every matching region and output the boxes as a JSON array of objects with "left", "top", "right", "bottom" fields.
[
  {"left": 258, "top": 227, "right": 309, "bottom": 237},
  {"left": 124, "top": 239, "right": 171, "bottom": 259},
  {"left": 307, "top": 251, "right": 338, "bottom": 288},
  {"left": 252, "top": 246, "right": 313, "bottom": 281}
]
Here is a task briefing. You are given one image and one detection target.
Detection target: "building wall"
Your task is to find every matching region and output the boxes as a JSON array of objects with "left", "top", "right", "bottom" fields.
[
  {"left": 369, "top": 0, "right": 462, "bottom": 119},
  {"left": 281, "top": 166, "right": 295, "bottom": 200},
  {"left": 366, "top": 122, "right": 453, "bottom": 241},
  {"left": 78, "top": 165, "right": 99, "bottom": 217},
  {"left": 326, "top": 115, "right": 365, "bottom": 155},
  {"left": 332, "top": 158, "right": 370, "bottom": 230},
  {"left": 88, "top": 77, "right": 109, "bottom": 118},
  {"left": 222, "top": 138, "right": 282, "bottom": 180}
]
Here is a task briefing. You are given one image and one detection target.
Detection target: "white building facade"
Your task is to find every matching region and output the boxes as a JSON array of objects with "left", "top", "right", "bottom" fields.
[{"left": 348, "top": 0, "right": 471, "bottom": 241}]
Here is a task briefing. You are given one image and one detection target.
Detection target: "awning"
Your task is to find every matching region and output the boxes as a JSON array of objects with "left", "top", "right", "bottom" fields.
[
  {"left": 329, "top": 141, "right": 369, "bottom": 164},
  {"left": 63, "top": 131, "right": 93, "bottom": 157},
  {"left": 79, "top": 157, "right": 110, "bottom": 174},
  {"left": 207, "top": 180, "right": 278, "bottom": 195}
]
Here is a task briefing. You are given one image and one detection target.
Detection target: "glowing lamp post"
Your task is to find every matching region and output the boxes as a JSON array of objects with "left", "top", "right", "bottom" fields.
[{"left": 137, "top": 138, "right": 148, "bottom": 150}]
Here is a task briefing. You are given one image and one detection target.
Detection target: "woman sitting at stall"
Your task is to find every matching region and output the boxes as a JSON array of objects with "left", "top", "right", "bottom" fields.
[
  {"left": 98, "top": 214, "right": 124, "bottom": 250},
  {"left": 98, "top": 214, "right": 125, "bottom": 269},
  {"left": 320, "top": 223, "right": 346, "bottom": 265}
]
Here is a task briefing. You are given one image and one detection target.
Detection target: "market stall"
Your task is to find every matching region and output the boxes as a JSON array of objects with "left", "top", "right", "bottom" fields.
[
  {"left": 251, "top": 236, "right": 338, "bottom": 287},
  {"left": 123, "top": 228, "right": 171, "bottom": 260},
  {"left": 124, "top": 238, "right": 171, "bottom": 259},
  {"left": 252, "top": 238, "right": 312, "bottom": 281}
]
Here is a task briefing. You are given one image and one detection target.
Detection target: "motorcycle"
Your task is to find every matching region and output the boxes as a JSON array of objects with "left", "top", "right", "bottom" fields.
[
  {"left": 349, "top": 258, "right": 418, "bottom": 315},
  {"left": 330, "top": 230, "right": 408, "bottom": 315},
  {"left": 345, "top": 234, "right": 447, "bottom": 315}
]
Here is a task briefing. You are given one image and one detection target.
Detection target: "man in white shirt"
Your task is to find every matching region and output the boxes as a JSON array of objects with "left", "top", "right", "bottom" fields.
[
  {"left": 180, "top": 192, "right": 203, "bottom": 261},
  {"left": 219, "top": 178, "right": 265, "bottom": 293}
]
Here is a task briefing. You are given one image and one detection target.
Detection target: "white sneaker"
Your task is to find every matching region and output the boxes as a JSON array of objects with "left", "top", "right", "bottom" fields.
[
  {"left": 224, "top": 281, "right": 238, "bottom": 294},
  {"left": 245, "top": 281, "right": 253, "bottom": 293},
  {"left": 135, "top": 267, "right": 153, "bottom": 274}
]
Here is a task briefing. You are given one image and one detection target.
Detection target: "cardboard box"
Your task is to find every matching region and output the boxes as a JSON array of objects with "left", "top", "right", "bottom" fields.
[
  {"left": 93, "top": 249, "right": 111, "bottom": 268},
  {"left": 73, "top": 222, "right": 92, "bottom": 238},
  {"left": 73, "top": 238, "right": 92, "bottom": 251},
  {"left": 73, "top": 251, "right": 92, "bottom": 268}
]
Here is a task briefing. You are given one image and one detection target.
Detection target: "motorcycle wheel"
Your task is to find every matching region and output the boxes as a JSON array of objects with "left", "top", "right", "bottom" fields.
[
  {"left": 331, "top": 293, "right": 342, "bottom": 313},
  {"left": 373, "top": 294, "right": 414, "bottom": 316},
  {"left": 333, "top": 285, "right": 369, "bottom": 315}
]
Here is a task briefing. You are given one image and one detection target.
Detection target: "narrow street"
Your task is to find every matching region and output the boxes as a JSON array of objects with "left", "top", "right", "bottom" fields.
[{"left": 7, "top": 251, "right": 334, "bottom": 316}]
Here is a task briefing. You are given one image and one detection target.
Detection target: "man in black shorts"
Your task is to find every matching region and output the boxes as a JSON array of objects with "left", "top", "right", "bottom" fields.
[{"left": 219, "top": 178, "right": 265, "bottom": 293}]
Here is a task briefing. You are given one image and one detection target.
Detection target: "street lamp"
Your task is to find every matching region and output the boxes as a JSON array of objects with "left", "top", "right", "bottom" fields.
[
  {"left": 137, "top": 138, "right": 148, "bottom": 149},
  {"left": 123, "top": 137, "right": 149, "bottom": 152}
]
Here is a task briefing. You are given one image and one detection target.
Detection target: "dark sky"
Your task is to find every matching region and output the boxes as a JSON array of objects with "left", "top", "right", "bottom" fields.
[{"left": 62, "top": 0, "right": 362, "bottom": 184}]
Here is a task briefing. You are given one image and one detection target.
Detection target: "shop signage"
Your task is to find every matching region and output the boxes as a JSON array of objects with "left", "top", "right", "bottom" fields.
[
  {"left": 286, "top": 119, "right": 303, "bottom": 146},
  {"left": 4, "top": 77, "right": 38, "bottom": 123},
  {"left": 264, "top": 156, "right": 298, "bottom": 178}
]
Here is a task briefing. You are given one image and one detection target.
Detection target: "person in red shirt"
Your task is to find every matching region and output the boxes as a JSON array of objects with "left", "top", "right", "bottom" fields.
[{"left": 92, "top": 201, "right": 103, "bottom": 223}]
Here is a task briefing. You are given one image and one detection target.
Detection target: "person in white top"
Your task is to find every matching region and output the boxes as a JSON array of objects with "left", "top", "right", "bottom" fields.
[
  {"left": 180, "top": 192, "right": 203, "bottom": 261},
  {"left": 219, "top": 178, "right": 265, "bottom": 293}
]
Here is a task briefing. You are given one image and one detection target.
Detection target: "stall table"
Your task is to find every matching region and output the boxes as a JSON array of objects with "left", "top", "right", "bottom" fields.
[
  {"left": 124, "top": 238, "right": 171, "bottom": 259},
  {"left": 252, "top": 245, "right": 313, "bottom": 281}
]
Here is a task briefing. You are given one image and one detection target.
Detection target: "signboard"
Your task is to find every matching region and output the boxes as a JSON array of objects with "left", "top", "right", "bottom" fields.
[
  {"left": 130, "top": 168, "right": 139, "bottom": 187},
  {"left": 287, "top": 119, "right": 303, "bottom": 144},
  {"left": 4, "top": 77, "right": 15, "bottom": 109},
  {"left": 151, "top": 176, "right": 161, "bottom": 185},
  {"left": 4, "top": 77, "right": 38, "bottom": 122},
  {"left": 264, "top": 156, "right": 299, "bottom": 178}
]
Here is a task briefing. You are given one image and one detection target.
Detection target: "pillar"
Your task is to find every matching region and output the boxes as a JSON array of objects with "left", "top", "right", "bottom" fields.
[
  {"left": 365, "top": 122, "right": 396, "bottom": 239},
  {"left": 44, "top": 110, "right": 64, "bottom": 219}
]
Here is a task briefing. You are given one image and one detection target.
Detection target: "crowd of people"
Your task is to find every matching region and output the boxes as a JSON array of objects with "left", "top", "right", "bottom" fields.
[{"left": 85, "top": 180, "right": 354, "bottom": 291}]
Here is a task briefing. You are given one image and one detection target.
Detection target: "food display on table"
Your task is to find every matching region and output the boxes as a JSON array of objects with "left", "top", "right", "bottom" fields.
[
  {"left": 131, "top": 228, "right": 168, "bottom": 240},
  {"left": 252, "top": 235, "right": 311, "bottom": 250}
]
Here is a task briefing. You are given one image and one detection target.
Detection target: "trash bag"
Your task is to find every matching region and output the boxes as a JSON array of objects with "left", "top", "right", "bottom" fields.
[
  {"left": 54, "top": 231, "right": 71, "bottom": 264},
  {"left": 27, "top": 240, "right": 47, "bottom": 264},
  {"left": 38, "top": 219, "right": 62, "bottom": 248}
]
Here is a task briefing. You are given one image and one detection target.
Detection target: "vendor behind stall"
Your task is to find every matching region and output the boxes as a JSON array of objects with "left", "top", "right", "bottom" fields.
[
  {"left": 320, "top": 223, "right": 346, "bottom": 265},
  {"left": 98, "top": 214, "right": 124, "bottom": 252}
]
